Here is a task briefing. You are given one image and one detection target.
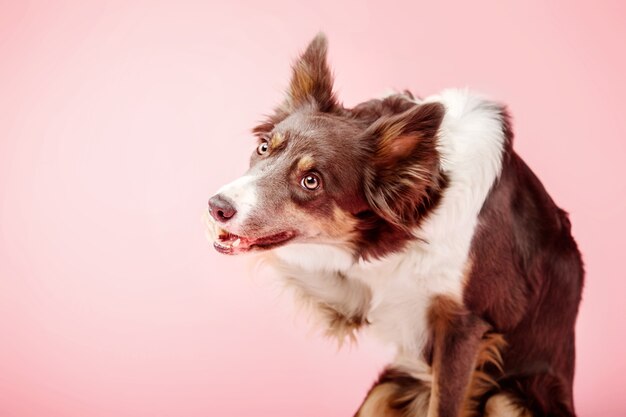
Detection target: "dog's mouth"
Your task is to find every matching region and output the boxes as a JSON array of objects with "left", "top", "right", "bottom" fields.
[{"left": 213, "top": 228, "right": 296, "bottom": 255}]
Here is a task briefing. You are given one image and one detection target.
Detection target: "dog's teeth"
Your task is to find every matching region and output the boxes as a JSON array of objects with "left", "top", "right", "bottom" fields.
[
  {"left": 215, "top": 241, "right": 232, "bottom": 250},
  {"left": 232, "top": 238, "right": 241, "bottom": 247}
]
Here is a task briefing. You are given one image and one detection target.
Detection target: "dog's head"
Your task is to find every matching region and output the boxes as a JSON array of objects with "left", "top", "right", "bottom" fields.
[{"left": 206, "top": 34, "right": 446, "bottom": 260}]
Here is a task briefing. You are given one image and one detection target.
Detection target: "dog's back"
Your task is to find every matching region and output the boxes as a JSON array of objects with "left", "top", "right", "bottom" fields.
[{"left": 465, "top": 148, "right": 584, "bottom": 416}]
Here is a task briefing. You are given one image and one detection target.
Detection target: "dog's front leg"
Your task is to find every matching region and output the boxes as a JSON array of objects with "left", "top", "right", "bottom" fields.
[
  {"left": 355, "top": 295, "right": 493, "bottom": 417},
  {"left": 426, "top": 296, "right": 492, "bottom": 417}
]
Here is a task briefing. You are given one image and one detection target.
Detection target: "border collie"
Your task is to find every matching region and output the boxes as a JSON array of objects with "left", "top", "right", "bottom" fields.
[{"left": 205, "top": 34, "right": 584, "bottom": 417}]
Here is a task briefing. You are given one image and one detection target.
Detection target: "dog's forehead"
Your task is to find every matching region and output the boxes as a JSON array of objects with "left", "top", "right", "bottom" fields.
[{"left": 273, "top": 110, "right": 359, "bottom": 144}]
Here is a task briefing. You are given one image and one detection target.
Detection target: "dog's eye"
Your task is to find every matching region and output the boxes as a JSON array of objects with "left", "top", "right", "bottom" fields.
[
  {"left": 257, "top": 141, "right": 269, "bottom": 155},
  {"left": 300, "top": 173, "right": 321, "bottom": 191}
]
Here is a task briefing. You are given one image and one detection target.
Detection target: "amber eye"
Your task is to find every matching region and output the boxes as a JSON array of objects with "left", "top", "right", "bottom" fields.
[
  {"left": 257, "top": 141, "right": 269, "bottom": 155},
  {"left": 300, "top": 173, "right": 321, "bottom": 190}
]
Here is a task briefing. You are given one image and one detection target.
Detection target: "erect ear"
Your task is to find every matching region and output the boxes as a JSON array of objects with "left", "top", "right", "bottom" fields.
[
  {"left": 364, "top": 102, "right": 446, "bottom": 228},
  {"left": 285, "top": 33, "right": 339, "bottom": 113}
]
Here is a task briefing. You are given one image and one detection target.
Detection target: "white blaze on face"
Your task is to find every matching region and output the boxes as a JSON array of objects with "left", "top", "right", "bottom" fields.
[{"left": 213, "top": 174, "right": 258, "bottom": 233}]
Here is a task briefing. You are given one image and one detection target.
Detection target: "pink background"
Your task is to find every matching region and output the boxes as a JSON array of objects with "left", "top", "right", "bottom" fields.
[{"left": 1, "top": 1, "right": 625, "bottom": 416}]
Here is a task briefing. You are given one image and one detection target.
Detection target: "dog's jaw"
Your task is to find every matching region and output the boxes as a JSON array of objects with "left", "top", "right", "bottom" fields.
[
  {"left": 203, "top": 211, "right": 296, "bottom": 255},
  {"left": 213, "top": 229, "right": 297, "bottom": 255}
]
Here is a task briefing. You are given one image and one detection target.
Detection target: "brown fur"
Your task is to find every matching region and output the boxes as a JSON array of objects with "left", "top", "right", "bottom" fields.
[
  {"left": 269, "top": 132, "right": 286, "bottom": 149},
  {"left": 463, "top": 150, "right": 583, "bottom": 416},
  {"left": 427, "top": 296, "right": 492, "bottom": 417},
  {"left": 356, "top": 383, "right": 405, "bottom": 417},
  {"left": 285, "top": 32, "right": 339, "bottom": 113},
  {"left": 362, "top": 102, "right": 445, "bottom": 230},
  {"left": 296, "top": 155, "right": 315, "bottom": 172},
  {"left": 461, "top": 333, "right": 507, "bottom": 417},
  {"left": 355, "top": 368, "right": 431, "bottom": 417}
]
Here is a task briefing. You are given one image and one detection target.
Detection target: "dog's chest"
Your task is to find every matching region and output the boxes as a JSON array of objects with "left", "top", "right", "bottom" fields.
[
  {"left": 354, "top": 246, "right": 467, "bottom": 354},
  {"left": 274, "top": 243, "right": 467, "bottom": 355}
]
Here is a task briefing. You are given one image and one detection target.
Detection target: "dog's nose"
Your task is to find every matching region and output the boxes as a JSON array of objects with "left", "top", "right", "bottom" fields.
[{"left": 208, "top": 195, "right": 237, "bottom": 222}]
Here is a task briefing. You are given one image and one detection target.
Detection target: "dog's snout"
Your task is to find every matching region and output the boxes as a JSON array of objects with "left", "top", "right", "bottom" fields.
[{"left": 208, "top": 195, "right": 237, "bottom": 223}]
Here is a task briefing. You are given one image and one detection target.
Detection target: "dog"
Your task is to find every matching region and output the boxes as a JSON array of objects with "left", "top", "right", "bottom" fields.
[{"left": 205, "top": 33, "right": 584, "bottom": 417}]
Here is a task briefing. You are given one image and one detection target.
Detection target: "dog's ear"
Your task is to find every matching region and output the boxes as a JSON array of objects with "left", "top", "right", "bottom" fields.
[
  {"left": 284, "top": 33, "right": 339, "bottom": 113},
  {"left": 364, "top": 102, "right": 446, "bottom": 228}
]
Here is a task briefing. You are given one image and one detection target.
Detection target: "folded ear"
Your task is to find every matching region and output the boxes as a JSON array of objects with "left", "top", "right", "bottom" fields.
[
  {"left": 285, "top": 33, "right": 339, "bottom": 112},
  {"left": 364, "top": 102, "right": 446, "bottom": 228}
]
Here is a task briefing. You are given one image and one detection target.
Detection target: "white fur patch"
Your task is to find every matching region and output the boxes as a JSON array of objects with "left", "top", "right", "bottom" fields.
[
  {"left": 213, "top": 175, "right": 258, "bottom": 233},
  {"left": 274, "top": 243, "right": 354, "bottom": 272},
  {"left": 272, "top": 89, "right": 506, "bottom": 371}
]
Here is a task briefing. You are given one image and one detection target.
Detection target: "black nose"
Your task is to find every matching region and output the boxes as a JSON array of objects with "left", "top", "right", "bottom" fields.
[{"left": 208, "top": 195, "right": 237, "bottom": 222}]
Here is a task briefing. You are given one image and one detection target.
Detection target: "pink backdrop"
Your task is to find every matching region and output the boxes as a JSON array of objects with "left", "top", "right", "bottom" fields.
[{"left": 1, "top": 1, "right": 625, "bottom": 416}]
